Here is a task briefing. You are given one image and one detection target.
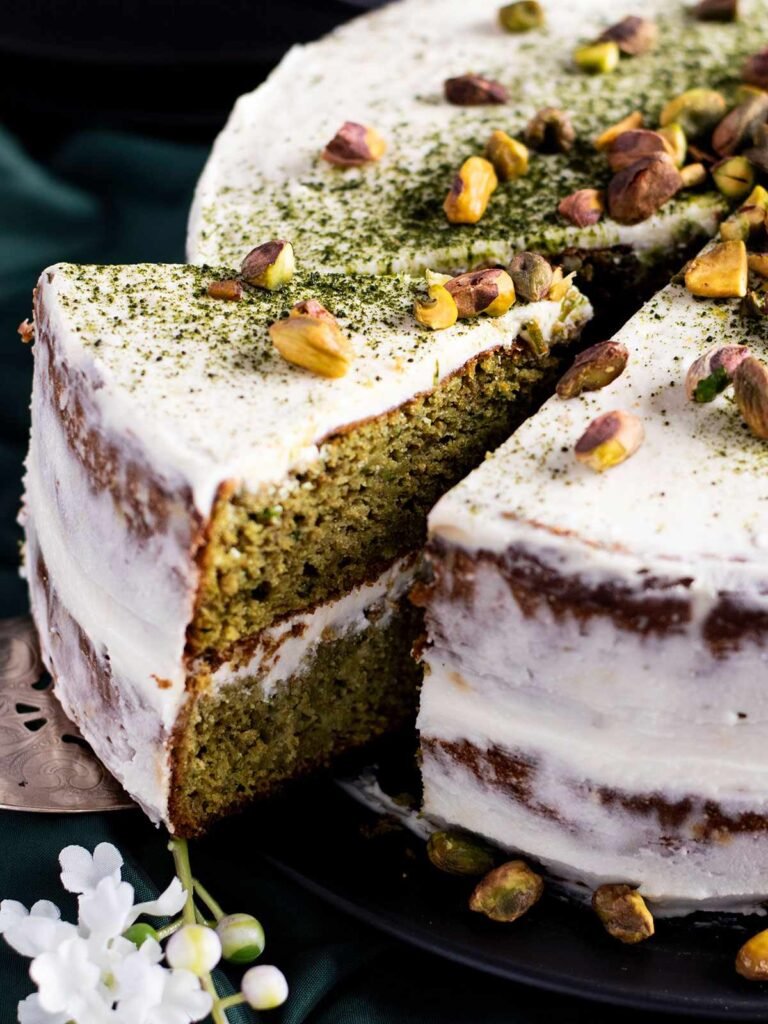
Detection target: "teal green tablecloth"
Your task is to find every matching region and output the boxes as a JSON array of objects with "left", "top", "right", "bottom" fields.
[{"left": 0, "top": 126, "right": 712, "bottom": 1024}]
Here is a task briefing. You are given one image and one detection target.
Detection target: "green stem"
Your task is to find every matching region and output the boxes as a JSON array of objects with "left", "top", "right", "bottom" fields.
[
  {"left": 203, "top": 974, "right": 228, "bottom": 1024},
  {"left": 193, "top": 878, "right": 226, "bottom": 922},
  {"left": 216, "top": 994, "right": 247, "bottom": 1012},
  {"left": 194, "top": 905, "right": 210, "bottom": 927},
  {"left": 156, "top": 917, "right": 184, "bottom": 941},
  {"left": 169, "top": 838, "right": 196, "bottom": 926}
]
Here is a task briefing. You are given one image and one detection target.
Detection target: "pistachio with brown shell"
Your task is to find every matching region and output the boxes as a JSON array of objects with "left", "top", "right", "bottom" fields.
[
  {"left": 597, "top": 15, "right": 658, "bottom": 55},
  {"left": 558, "top": 188, "right": 605, "bottom": 227},
  {"left": 607, "top": 154, "right": 682, "bottom": 225},
  {"left": 575, "top": 410, "right": 644, "bottom": 472},
  {"left": 685, "top": 345, "right": 750, "bottom": 401},
  {"left": 691, "top": 0, "right": 738, "bottom": 19},
  {"left": 322, "top": 122, "right": 387, "bottom": 166},
  {"left": 593, "top": 884, "right": 655, "bottom": 944},
  {"left": 607, "top": 130, "right": 675, "bottom": 172},
  {"left": 525, "top": 107, "right": 575, "bottom": 153},
  {"left": 557, "top": 341, "right": 629, "bottom": 399},
  {"left": 734, "top": 355, "right": 768, "bottom": 439},
  {"left": 444, "top": 74, "right": 507, "bottom": 105},
  {"left": 508, "top": 252, "right": 554, "bottom": 302},
  {"left": 469, "top": 861, "right": 544, "bottom": 923}
]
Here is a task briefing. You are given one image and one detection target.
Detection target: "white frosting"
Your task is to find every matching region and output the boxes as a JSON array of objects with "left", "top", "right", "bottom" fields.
[
  {"left": 40, "top": 263, "right": 588, "bottom": 516},
  {"left": 187, "top": 0, "right": 747, "bottom": 273},
  {"left": 421, "top": 259, "right": 768, "bottom": 912}
]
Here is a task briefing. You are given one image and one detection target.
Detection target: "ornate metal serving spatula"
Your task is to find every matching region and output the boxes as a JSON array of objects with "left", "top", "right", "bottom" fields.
[{"left": 0, "top": 617, "right": 133, "bottom": 812}]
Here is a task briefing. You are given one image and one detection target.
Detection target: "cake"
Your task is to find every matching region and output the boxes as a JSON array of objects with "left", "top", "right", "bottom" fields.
[
  {"left": 419, "top": 213, "right": 768, "bottom": 915},
  {"left": 23, "top": 261, "right": 588, "bottom": 833},
  {"left": 22, "top": 0, "right": 768, "bottom": 859}
]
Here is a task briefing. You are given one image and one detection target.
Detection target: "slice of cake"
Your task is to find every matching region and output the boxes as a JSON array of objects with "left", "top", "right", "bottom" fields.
[
  {"left": 23, "top": 261, "right": 589, "bottom": 833},
  {"left": 188, "top": 0, "right": 767, "bottom": 297},
  {"left": 419, "top": 222, "right": 768, "bottom": 914}
]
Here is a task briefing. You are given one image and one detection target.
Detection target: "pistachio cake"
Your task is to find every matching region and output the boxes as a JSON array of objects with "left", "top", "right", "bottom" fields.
[
  {"left": 419, "top": 217, "right": 768, "bottom": 914},
  {"left": 187, "top": 0, "right": 768, "bottom": 293},
  {"left": 23, "top": 261, "right": 588, "bottom": 833}
]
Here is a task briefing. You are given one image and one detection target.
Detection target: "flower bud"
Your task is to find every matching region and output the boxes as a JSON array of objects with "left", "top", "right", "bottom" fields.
[
  {"left": 165, "top": 924, "right": 222, "bottom": 976},
  {"left": 241, "top": 965, "right": 289, "bottom": 1010},
  {"left": 216, "top": 913, "right": 266, "bottom": 964},
  {"left": 123, "top": 923, "right": 159, "bottom": 948}
]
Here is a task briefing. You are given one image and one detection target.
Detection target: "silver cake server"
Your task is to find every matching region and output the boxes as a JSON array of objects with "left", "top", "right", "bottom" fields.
[{"left": 0, "top": 617, "right": 133, "bottom": 812}]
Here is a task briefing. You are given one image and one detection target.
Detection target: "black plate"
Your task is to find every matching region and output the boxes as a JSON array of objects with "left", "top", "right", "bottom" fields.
[{"left": 232, "top": 748, "right": 768, "bottom": 1020}]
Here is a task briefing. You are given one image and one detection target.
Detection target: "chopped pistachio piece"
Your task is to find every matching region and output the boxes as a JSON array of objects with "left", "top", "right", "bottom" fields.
[
  {"left": 712, "top": 155, "right": 756, "bottom": 199},
  {"left": 444, "top": 74, "right": 507, "bottom": 105},
  {"left": 749, "top": 252, "right": 768, "bottom": 276},
  {"left": 685, "top": 240, "right": 748, "bottom": 298},
  {"left": 574, "top": 41, "right": 620, "bottom": 75},
  {"left": 595, "top": 111, "right": 644, "bottom": 151},
  {"left": 679, "top": 162, "right": 708, "bottom": 189},
  {"left": 427, "top": 831, "right": 496, "bottom": 876},
  {"left": 322, "top": 122, "right": 386, "bottom": 166},
  {"left": 557, "top": 340, "right": 629, "bottom": 399},
  {"left": 445, "top": 268, "right": 516, "bottom": 317},
  {"left": 737, "top": 929, "right": 768, "bottom": 980},
  {"left": 207, "top": 279, "right": 244, "bottom": 301},
  {"left": 414, "top": 281, "right": 459, "bottom": 330},
  {"left": 598, "top": 15, "right": 658, "bottom": 55},
  {"left": 657, "top": 123, "right": 687, "bottom": 167},
  {"left": 269, "top": 315, "right": 354, "bottom": 378},
  {"left": 508, "top": 252, "right": 554, "bottom": 302},
  {"left": 485, "top": 130, "right": 529, "bottom": 181},
  {"left": 558, "top": 188, "right": 605, "bottom": 227},
  {"left": 469, "top": 861, "right": 544, "bottom": 922},
  {"left": 734, "top": 355, "right": 768, "bottom": 438},
  {"left": 660, "top": 88, "right": 727, "bottom": 138},
  {"left": 241, "top": 240, "right": 296, "bottom": 291},
  {"left": 498, "top": 1, "right": 544, "bottom": 32},
  {"left": 444, "top": 156, "right": 498, "bottom": 224},
  {"left": 712, "top": 94, "right": 768, "bottom": 156},
  {"left": 592, "top": 884, "right": 655, "bottom": 944}
]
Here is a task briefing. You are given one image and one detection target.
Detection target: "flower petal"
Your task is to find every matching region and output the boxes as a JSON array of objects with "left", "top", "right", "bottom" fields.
[
  {"left": 0, "top": 900, "right": 28, "bottom": 935},
  {"left": 129, "top": 878, "right": 186, "bottom": 925},
  {"left": 28, "top": 903, "right": 60, "bottom": 922},
  {"left": 31, "top": 936, "right": 100, "bottom": 1014},
  {"left": 17, "top": 993, "right": 69, "bottom": 1024},
  {"left": 78, "top": 878, "right": 135, "bottom": 941},
  {"left": 59, "top": 844, "right": 123, "bottom": 896},
  {"left": 3, "top": 916, "right": 77, "bottom": 958}
]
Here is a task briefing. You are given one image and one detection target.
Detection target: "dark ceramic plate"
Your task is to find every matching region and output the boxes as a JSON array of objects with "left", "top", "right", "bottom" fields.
[{"left": 242, "top": 744, "right": 768, "bottom": 1020}]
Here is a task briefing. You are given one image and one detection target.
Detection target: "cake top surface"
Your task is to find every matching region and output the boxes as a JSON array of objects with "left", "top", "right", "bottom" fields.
[
  {"left": 41, "top": 261, "right": 588, "bottom": 512},
  {"left": 429, "top": 265, "right": 768, "bottom": 580},
  {"left": 187, "top": 0, "right": 765, "bottom": 274}
]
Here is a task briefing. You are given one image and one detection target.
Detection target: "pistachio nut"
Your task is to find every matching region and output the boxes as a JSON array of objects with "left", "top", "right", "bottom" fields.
[
  {"left": 445, "top": 268, "right": 516, "bottom": 317},
  {"left": 444, "top": 156, "right": 499, "bottom": 224},
  {"left": 692, "top": 0, "right": 738, "bottom": 19},
  {"left": 508, "top": 251, "right": 554, "bottom": 302},
  {"left": 592, "top": 884, "right": 655, "bottom": 944},
  {"left": 557, "top": 340, "right": 629, "bottom": 399},
  {"left": 595, "top": 111, "right": 644, "bottom": 151},
  {"left": 498, "top": 0, "right": 544, "bottom": 32},
  {"left": 290, "top": 298, "right": 337, "bottom": 323},
  {"left": 241, "top": 240, "right": 296, "bottom": 290},
  {"left": 744, "top": 49, "right": 768, "bottom": 91},
  {"left": 444, "top": 74, "right": 508, "bottom": 105},
  {"left": 734, "top": 355, "right": 768, "bottom": 438},
  {"left": 269, "top": 315, "right": 354, "bottom": 378},
  {"left": 749, "top": 252, "right": 768, "bottom": 276},
  {"left": 574, "top": 41, "right": 620, "bottom": 75},
  {"left": 744, "top": 184, "right": 768, "bottom": 210},
  {"left": 16, "top": 319, "right": 34, "bottom": 344},
  {"left": 414, "top": 274, "right": 459, "bottom": 330},
  {"left": 548, "top": 267, "right": 576, "bottom": 301},
  {"left": 469, "top": 860, "right": 544, "bottom": 923},
  {"left": 712, "top": 155, "right": 756, "bottom": 199},
  {"left": 575, "top": 410, "right": 644, "bottom": 471},
  {"left": 607, "top": 154, "right": 683, "bottom": 225},
  {"left": 607, "top": 129, "right": 675, "bottom": 172},
  {"left": 712, "top": 93, "right": 768, "bottom": 156},
  {"left": 598, "top": 15, "right": 658, "bottom": 55},
  {"left": 427, "top": 831, "right": 496, "bottom": 876},
  {"left": 485, "top": 130, "right": 530, "bottom": 181},
  {"left": 744, "top": 122, "right": 768, "bottom": 173},
  {"left": 660, "top": 88, "right": 727, "bottom": 138},
  {"left": 525, "top": 107, "right": 575, "bottom": 153},
  {"left": 558, "top": 188, "right": 605, "bottom": 227},
  {"left": 207, "top": 279, "right": 243, "bottom": 301},
  {"left": 685, "top": 345, "right": 750, "bottom": 401},
  {"left": 736, "top": 929, "right": 768, "bottom": 980},
  {"left": 743, "top": 288, "right": 768, "bottom": 317},
  {"left": 719, "top": 204, "right": 766, "bottom": 242},
  {"left": 679, "top": 162, "right": 708, "bottom": 189},
  {"left": 322, "top": 122, "right": 386, "bottom": 166},
  {"left": 684, "top": 240, "right": 748, "bottom": 298},
  {"left": 657, "top": 123, "right": 687, "bottom": 167},
  {"left": 523, "top": 319, "right": 549, "bottom": 358}
]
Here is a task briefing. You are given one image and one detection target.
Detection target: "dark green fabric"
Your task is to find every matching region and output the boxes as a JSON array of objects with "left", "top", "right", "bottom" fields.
[{"left": 0, "top": 126, "right": 725, "bottom": 1024}]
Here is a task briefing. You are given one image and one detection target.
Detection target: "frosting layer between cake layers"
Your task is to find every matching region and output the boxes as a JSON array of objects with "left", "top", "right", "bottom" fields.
[
  {"left": 23, "top": 262, "right": 588, "bottom": 823},
  {"left": 188, "top": 0, "right": 766, "bottom": 274},
  {"left": 421, "top": 250, "right": 768, "bottom": 914}
]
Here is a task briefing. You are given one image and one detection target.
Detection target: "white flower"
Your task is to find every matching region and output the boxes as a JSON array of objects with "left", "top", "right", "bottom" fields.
[
  {"left": 30, "top": 935, "right": 100, "bottom": 1014},
  {"left": 17, "top": 993, "right": 68, "bottom": 1024},
  {"left": 114, "top": 946, "right": 211, "bottom": 1024},
  {"left": 241, "top": 964, "right": 289, "bottom": 1010},
  {"left": 78, "top": 876, "right": 186, "bottom": 943},
  {"left": 130, "top": 877, "right": 186, "bottom": 924},
  {"left": 59, "top": 844, "right": 123, "bottom": 896},
  {"left": 165, "top": 924, "right": 221, "bottom": 976},
  {"left": 0, "top": 901, "right": 76, "bottom": 959}
]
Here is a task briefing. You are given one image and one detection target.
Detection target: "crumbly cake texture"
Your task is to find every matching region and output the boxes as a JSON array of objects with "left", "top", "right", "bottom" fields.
[
  {"left": 188, "top": 0, "right": 767, "bottom": 277},
  {"left": 420, "top": 259, "right": 768, "bottom": 916},
  {"left": 23, "top": 260, "right": 589, "bottom": 832}
]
